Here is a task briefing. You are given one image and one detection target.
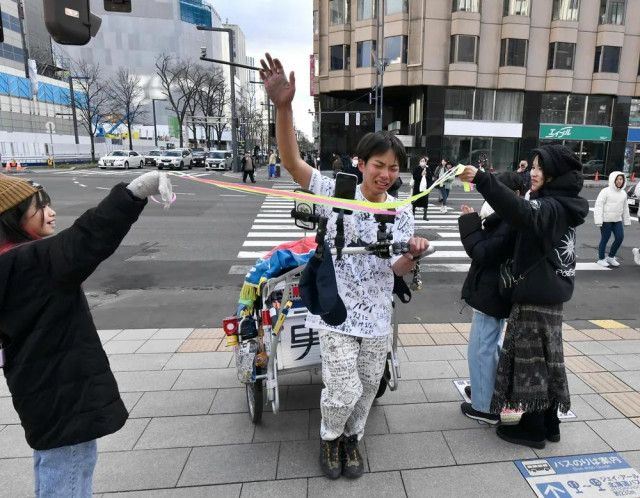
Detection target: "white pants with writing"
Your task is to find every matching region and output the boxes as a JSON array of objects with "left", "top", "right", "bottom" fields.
[{"left": 319, "top": 330, "right": 388, "bottom": 441}]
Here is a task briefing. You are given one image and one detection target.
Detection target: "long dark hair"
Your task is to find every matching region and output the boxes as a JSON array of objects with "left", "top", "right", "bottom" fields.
[{"left": 0, "top": 188, "right": 51, "bottom": 244}]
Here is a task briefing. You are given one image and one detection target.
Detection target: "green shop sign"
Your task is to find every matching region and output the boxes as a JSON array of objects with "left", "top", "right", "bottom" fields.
[{"left": 539, "top": 124, "right": 612, "bottom": 141}]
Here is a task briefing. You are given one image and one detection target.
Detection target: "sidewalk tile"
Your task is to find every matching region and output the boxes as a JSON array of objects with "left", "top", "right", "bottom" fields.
[
  {"left": 365, "top": 432, "right": 454, "bottom": 471},
  {"left": 449, "top": 359, "right": 469, "bottom": 377},
  {"left": 562, "top": 330, "right": 591, "bottom": 341},
  {"left": 108, "top": 353, "right": 172, "bottom": 372},
  {"left": 533, "top": 422, "right": 612, "bottom": 457},
  {"left": 93, "top": 448, "right": 190, "bottom": 493},
  {"left": 189, "top": 328, "right": 225, "bottom": 340},
  {"left": 581, "top": 329, "right": 621, "bottom": 341},
  {"left": 398, "top": 323, "right": 427, "bottom": 334},
  {"left": 241, "top": 479, "right": 307, "bottom": 498},
  {"left": 372, "top": 379, "right": 427, "bottom": 406},
  {"left": 308, "top": 405, "right": 388, "bottom": 440},
  {"left": 566, "top": 395, "right": 606, "bottom": 421},
  {"left": 252, "top": 410, "right": 309, "bottom": 443},
  {"left": 581, "top": 394, "right": 626, "bottom": 419},
  {"left": 178, "top": 443, "right": 278, "bottom": 486},
  {"left": 278, "top": 371, "right": 313, "bottom": 386},
  {"left": 443, "top": 427, "right": 537, "bottom": 464},
  {"left": 402, "top": 462, "right": 534, "bottom": 497},
  {"left": 606, "top": 354, "right": 640, "bottom": 370},
  {"left": 431, "top": 333, "right": 467, "bottom": 345},
  {"left": 308, "top": 471, "right": 404, "bottom": 498},
  {"left": 611, "top": 371, "right": 640, "bottom": 391},
  {"left": 562, "top": 323, "right": 576, "bottom": 330},
  {"left": 102, "top": 484, "right": 241, "bottom": 497},
  {"left": 216, "top": 339, "right": 232, "bottom": 352},
  {"left": 104, "top": 340, "right": 147, "bottom": 355},
  {"left": 420, "top": 379, "right": 462, "bottom": 402},
  {"left": 0, "top": 457, "right": 34, "bottom": 497},
  {"left": 284, "top": 384, "right": 321, "bottom": 410},
  {"left": 163, "top": 352, "right": 233, "bottom": 370},
  {"left": 114, "top": 370, "right": 181, "bottom": 392},
  {"left": 136, "top": 414, "right": 255, "bottom": 449},
  {"left": 277, "top": 439, "right": 368, "bottom": 479},
  {"left": 172, "top": 368, "right": 237, "bottom": 390},
  {"left": 565, "top": 356, "right": 606, "bottom": 373},
  {"left": 611, "top": 329, "right": 640, "bottom": 340},
  {"left": 570, "top": 341, "right": 617, "bottom": 355},
  {"left": 400, "top": 360, "right": 457, "bottom": 380},
  {"left": 0, "top": 398, "right": 20, "bottom": 424},
  {"left": 455, "top": 345, "right": 469, "bottom": 359},
  {"left": 461, "top": 332, "right": 471, "bottom": 341},
  {"left": 152, "top": 328, "right": 194, "bottom": 340},
  {"left": 566, "top": 373, "right": 596, "bottom": 394},
  {"left": 562, "top": 343, "right": 582, "bottom": 356},
  {"left": 590, "top": 319, "right": 628, "bottom": 329},
  {"left": 598, "top": 340, "right": 640, "bottom": 354},
  {"left": 424, "top": 323, "right": 458, "bottom": 334},
  {"left": 98, "top": 329, "right": 122, "bottom": 342},
  {"left": 136, "top": 339, "right": 184, "bottom": 354},
  {"left": 178, "top": 338, "right": 223, "bottom": 353},
  {"left": 587, "top": 419, "right": 640, "bottom": 451},
  {"left": 451, "top": 322, "right": 472, "bottom": 333},
  {"left": 120, "top": 392, "right": 143, "bottom": 412},
  {"left": 577, "top": 372, "right": 632, "bottom": 393},
  {"left": 113, "top": 329, "right": 159, "bottom": 341},
  {"left": 399, "top": 334, "right": 434, "bottom": 346},
  {"left": 98, "top": 418, "right": 150, "bottom": 452},
  {"left": 602, "top": 392, "right": 640, "bottom": 417},
  {"left": 0, "top": 425, "right": 32, "bottom": 458},
  {"left": 590, "top": 355, "right": 624, "bottom": 372},
  {"left": 403, "top": 345, "right": 464, "bottom": 362},
  {"left": 384, "top": 402, "right": 478, "bottom": 433},
  {"left": 129, "top": 389, "right": 216, "bottom": 418},
  {"left": 210, "top": 387, "right": 271, "bottom": 415}
]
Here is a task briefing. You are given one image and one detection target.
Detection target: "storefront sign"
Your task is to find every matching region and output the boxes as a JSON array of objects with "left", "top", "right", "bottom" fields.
[
  {"left": 445, "top": 120, "right": 522, "bottom": 138},
  {"left": 627, "top": 128, "right": 640, "bottom": 142},
  {"left": 539, "top": 124, "right": 612, "bottom": 141}
]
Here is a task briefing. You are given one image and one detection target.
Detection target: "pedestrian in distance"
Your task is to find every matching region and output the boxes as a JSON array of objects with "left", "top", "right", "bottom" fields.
[
  {"left": 458, "top": 172, "right": 525, "bottom": 425},
  {"left": 633, "top": 181, "right": 640, "bottom": 266},
  {"left": 459, "top": 144, "right": 589, "bottom": 449},
  {"left": 268, "top": 149, "right": 277, "bottom": 179},
  {"left": 260, "top": 52, "right": 429, "bottom": 481},
  {"left": 410, "top": 156, "right": 432, "bottom": 220},
  {"left": 242, "top": 152, "right": 256, "bottom": 183},
  {"left": 438, "top": 161, "right": 455, "bottom": 213},
  {"left": 516, "top": 159, "right": 531, "bottom": 192},
  {"left": 594, "top": 171, "right": 631, "bottom": 267},
  {"left": 0, "top": 170, "right": 173, "bottom": 496}
]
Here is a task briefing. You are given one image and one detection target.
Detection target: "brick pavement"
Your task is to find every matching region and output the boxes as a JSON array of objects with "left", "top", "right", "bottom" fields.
[{"left": 1, "top": 318, "right": 640, "bottom": 496}]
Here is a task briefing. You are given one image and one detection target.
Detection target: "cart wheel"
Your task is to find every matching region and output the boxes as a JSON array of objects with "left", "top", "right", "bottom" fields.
[
  {"left": 375, "top": 362, "right": 391, "bottom": 399},
  {"left": 246, "top": 376, "right": 264, "bottom": 424}
]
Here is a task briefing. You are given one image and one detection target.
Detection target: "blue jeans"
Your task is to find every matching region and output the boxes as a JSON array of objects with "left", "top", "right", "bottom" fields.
[
  {"left": 468, "top": 310, "right": 505, "bottom": 413},
  {"left": 440, "top": 187, "right": 450, "bottom": 206},
  {"left": 34, "top": 440, "right": 97, "bottom": 497},
  {"left": 598, "top": 221, "right": 624, "bottom": 259}
]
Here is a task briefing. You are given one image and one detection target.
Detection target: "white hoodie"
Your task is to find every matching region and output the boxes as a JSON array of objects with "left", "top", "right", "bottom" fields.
[{"left": 594, "top": 171, "right": 631, "bottom": 226}]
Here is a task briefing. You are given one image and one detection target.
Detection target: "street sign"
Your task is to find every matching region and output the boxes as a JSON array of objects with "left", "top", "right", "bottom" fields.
[
  {"left": 45, "top": 121, "right": 56, "bottom": 134},
  {"left": 539, "top": 124, "right": 612, "bottom": 141},
  {"left": 344, "top": 112, "right": 349, "bottom": 126},
  {"left": 356, "top": 112, "right": 361, "bottom": 126},
  {"left": 516, "top": 453, "right": 640, "bottom": 497}
]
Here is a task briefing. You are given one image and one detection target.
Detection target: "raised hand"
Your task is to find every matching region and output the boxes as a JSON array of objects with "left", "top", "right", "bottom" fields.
[
  {"left": 461, "top": 204, "right": 475, "bottom": 214},
  {"left": 259, "top": 53, "right": 296, "bottom": 108}
]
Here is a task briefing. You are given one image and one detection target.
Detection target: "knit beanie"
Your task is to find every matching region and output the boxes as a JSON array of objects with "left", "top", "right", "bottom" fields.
[
  {"left": 532, "top": 144, "right": 582, "bottom": 180},
  {"left": 0, "top": 174, "right": 39, "bottom": 215}
]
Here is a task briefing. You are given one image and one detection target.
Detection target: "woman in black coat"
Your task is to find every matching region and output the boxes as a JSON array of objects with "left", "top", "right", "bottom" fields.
[{"left": 411, "top": 156, "right": 432, "bottom": 220}]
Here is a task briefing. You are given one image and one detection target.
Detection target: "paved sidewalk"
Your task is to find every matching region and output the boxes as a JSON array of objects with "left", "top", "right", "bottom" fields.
[{"left": 2, "top": 318, "right": 640, "bottom": 496}]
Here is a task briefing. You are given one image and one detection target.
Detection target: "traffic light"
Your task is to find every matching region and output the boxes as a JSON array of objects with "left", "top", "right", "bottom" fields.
[
  {"left": 104, "top": 0, "right": 132, "bottom": 12},
  {"left": 43, "top": 0, "right": 102, "bottom": 45}
]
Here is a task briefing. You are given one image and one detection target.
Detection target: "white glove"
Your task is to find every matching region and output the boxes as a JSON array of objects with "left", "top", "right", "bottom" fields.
[{"left": 127, "top": 171, "right": 173, "bottom": 208}]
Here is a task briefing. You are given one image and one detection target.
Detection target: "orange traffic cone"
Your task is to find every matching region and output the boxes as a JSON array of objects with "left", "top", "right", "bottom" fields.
[{"left": 594, "top": 170, "right": 599, "bottom": 182}]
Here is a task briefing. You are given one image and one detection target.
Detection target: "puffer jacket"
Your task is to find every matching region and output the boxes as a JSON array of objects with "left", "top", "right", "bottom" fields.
[{"left": 594, "top": 171, "right": 631, "bottom": 226}]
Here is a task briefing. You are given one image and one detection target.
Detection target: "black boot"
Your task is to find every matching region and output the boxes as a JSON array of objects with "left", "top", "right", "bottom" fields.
[
  {"left": 319, "top": 437, "right": 342, "bottom": 479},
  {"left": 341, "top": 434, "right": 364, "bottom": 478},
  {"left": 544, "top": 404, "right": 561, "bottom": 442},
  {"left": 422, "top": 209, "right": 428, "bottom": 221},
  {"left": 496, "top": 411, "right": 546, "bottom": 449}
]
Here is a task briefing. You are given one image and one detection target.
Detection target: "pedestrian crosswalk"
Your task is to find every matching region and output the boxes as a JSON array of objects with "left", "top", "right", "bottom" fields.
[{"left": 229, "top": 179, "right": 610, "bottom": 274}]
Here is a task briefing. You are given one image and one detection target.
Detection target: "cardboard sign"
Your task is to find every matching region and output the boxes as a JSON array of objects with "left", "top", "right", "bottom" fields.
[{"left": 276, "top": 308, "right": 321, "bottom": 370}]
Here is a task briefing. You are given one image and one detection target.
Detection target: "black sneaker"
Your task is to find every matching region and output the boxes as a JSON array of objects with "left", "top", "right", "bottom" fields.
[
  {"left": 319, "top": 438, "right": 342, "bottom": 480},
  {"left": 464, "top": 385, "right": 471, "bottom": 399},
  {"left": 461, "top": 402, "right": 500, "bottom": 425},
  {"left": 341, "top": 434, "right": 364, "bottom": 479}
]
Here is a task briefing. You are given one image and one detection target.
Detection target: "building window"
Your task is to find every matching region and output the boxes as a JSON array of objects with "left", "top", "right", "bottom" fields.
[
  {"left": 593, "top": 46, "right": 621, "bottom": 73},
  {"left": 385, "top": 0, "right": 408, "bottom": 15},
  {"left": 443, "top": 136, "right": 518, "bottom": 171},
  {"left": 500, "top": 38, "right": 528, "bottom": 67},
  {"left": 445, "top": 88, "right": 474, "bottom": 120},
  {"left": 313, "top": 11, "right": 319, "bottom": 34},
  {"left": 329, "top": 0, "right": 350, "bottom": 25},
  {"left": 474, "top": 89, "right": 494, "bottom": 121},
  {"left": 452, "top": 0, "right": 480, "bottom": 12},
  {"left": 179, "top": 0, "right": 212, "bottom": 28},
  {"left": 356, "top": 40, "right": 376, "bottom": 68},
  {"left": 450, "top": 35, "right": 478, "bottom": 64},
  {"left": 495, "top": 91, "right": 524, "bottom": 122},
  {"left": 567, "top": 94, "right": 586, "bottom": 124},
  {"left": 384, "top": 35, "right": 407, "bottom": 64},
  {"left": 330, "top": 44, "right": 350, "bottom": 70},
  {"left": 547, "top": 42, "right": 575, "bottom": 70},
  {"left": 541, "top": 93, "right": 568, "bottom": 123},
  {"left": 1, "top": 12, "right": 21, "bottom": 33},
  {"left": 630, "top": 98, "right": 640, "bottom": 126},
  {"left": 552, "top": 0, "right": 580, "bottom": 21},
  {"left": 599, "top": 0, "right": 625, "bottom": 25},
  {"left": 357, "top": 0, "right": 375, "bottom": 20},
  {"left": 586, "top": 96, "right": 612, "bottom": 125},
  {"left": 445, "top": 88, "right": 523, "bottom": 122},
  {"left": 503, "top": 0, "right": 529, "bottom": 16},
  {"left": 0, "top": 42, "right": 25, "bottom": 64}
]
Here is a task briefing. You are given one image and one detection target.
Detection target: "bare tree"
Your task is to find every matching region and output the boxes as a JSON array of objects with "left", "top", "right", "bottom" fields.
[
  {"left": 109, "top": 68, "right": 147, "bottom": 150},
  {"left": 195, "top": 67, "right": 226, "bottom": 148},
  {"left": 237, "top": 86, "right": 263, "bottom": 156},
  {"left": 155, "top": 55, "right": 204, "bottom": 147},
  {"left": 209, "top": 81, "right": 230, "bottom": 149}
]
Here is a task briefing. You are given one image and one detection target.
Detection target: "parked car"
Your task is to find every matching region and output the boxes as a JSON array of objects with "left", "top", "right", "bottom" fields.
[
  {"left": 582, "top": 159, "right": 605, "bottom": 176},
  {"left": 156, "top": 149, "right": 192, "bottom": 170},
  {"left": 204, "top": 150, "right": 229, "bottom": 171},
  {"left": 191, "top": 147, "right": 207, "bottom": 167},
  {"left": 144, "top": 149, "right": 163, "bottom": 167},
  {"left": 98, "top": 150, "right": 144, "bottom": 169},
  {"left": 627, "top": 183, "right": 639, "bottom": 214}
]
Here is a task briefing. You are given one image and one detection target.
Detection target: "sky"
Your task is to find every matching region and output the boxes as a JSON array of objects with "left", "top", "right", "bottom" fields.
[{"left": 211, "top": 0, "right": 314, "bottom": 138}]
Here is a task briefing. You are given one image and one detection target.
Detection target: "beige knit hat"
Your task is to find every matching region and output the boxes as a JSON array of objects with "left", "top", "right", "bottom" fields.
[{"left": 0, "top": 174, "right": 39, "bottom": 215}]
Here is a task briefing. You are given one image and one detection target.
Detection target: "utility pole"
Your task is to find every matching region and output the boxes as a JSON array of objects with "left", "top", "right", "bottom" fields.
[
  {"left": 374, "top": 0, "right": 386, "bottom": 132},
  {"left": 68, "top": 75, "right": 79, "bottom": 144},
  {"left": 16, "top": 0, "right": 29, "bottom": 79}
]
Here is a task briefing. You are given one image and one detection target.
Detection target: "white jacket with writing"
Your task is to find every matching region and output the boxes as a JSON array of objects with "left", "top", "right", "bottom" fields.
[{"left": 594, "top": 171, "right": 631, "bottom": 226}]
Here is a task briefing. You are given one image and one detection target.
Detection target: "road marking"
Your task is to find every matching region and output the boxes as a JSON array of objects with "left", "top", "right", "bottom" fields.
[
  {"left": 438, "top": 233, "right": 461, "bottom": 238},
  {"left": 243, "top": 240, "right": 291, "bottom": 247},
  {"left": 257, "top": 214, "right": 291, "bottom": 218},
  {"left": 421, "top": 262, "right": 611, "bottom": 272},
  {"left": 238, "top": 251, "right": 269, "bottom": 259},
  {"left": 221, "top": 194, "right": 247, "bottom": 197},
  {"left": 229, "top": 265, "right": 253, "bottom": 274},
  {"left": 247, "top": 232, "right": 308, "bottom": 237}
]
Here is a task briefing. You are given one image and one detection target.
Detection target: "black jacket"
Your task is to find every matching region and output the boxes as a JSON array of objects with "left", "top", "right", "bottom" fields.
[
  {"left": 459, "top": 211, "right": 515, "bottom": 318},
  {"left": 473, "top": 170, "right": 589, "bottom": 305},
  {"left": 411, "top": 165, "right": 433, "bottom": 208},
  {"left": 0, "top": 184, "right": 146, "bottom": 450}
]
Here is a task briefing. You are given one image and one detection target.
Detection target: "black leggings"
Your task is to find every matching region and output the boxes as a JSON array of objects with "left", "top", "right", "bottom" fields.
[{"left": 243, "top": 171, "right": 255, "bottom": 183}]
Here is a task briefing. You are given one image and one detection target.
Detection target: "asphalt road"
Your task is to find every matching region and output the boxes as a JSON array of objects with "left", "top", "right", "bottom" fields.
[{"left": 19, "top": 166, "right": 640, "bottom": 328}]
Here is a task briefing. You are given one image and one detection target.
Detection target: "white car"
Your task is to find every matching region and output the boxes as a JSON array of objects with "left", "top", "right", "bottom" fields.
[
  {"left": 156, "top": 149, "right": 193, "bottom": 170},
  {"left": 98, "top": 150, "right": 144, "bottom": 169},
  {"left": 204, "top": 150, "right": 229, "bottom": 171}
]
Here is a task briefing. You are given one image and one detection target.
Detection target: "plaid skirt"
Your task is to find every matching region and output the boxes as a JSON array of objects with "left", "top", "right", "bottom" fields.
[{"left": 490, "top": 303, "right": 571, "bottom": 414}]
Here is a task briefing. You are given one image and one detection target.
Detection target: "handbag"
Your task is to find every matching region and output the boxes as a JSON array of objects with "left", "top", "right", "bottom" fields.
[{"left": 498, "top": 253, "right": 549, "bottom": 301}]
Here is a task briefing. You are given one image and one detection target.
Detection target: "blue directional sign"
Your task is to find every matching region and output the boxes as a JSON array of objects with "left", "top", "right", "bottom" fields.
[{"left": 536, "top": 482, "right": 570, "bottom": 498}]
